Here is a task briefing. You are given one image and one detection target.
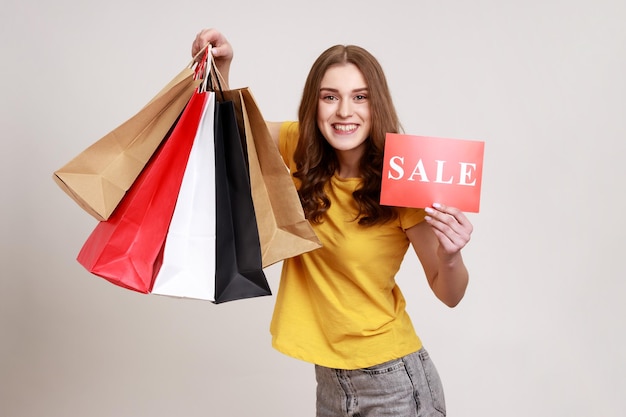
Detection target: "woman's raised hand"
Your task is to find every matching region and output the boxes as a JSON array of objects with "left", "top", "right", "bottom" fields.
[{"left": 192, "top": 28, "right": 233, "bottom": 84}]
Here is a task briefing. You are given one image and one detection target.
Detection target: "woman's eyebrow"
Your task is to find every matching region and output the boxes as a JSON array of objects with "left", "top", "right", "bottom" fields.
[{"left": 319, "top": 87, "right": 369, "bottom": 93}]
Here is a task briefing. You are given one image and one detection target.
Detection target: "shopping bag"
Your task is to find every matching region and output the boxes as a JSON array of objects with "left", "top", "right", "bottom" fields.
[
  {"left": 76, "top": 90, "right": 208, "bottom": 292},
  {"left": 219, "top": 88, "right": 321, "bottom": 267},
  {"left": 240, "top": 89, "right": 322, "bottom": 265},
  {"left": 213, "top": 95, "right": 271, "bottom": 303},
  {"left": 151, "top": 91, "right": 217, "bottom": 300},
  {"left": 53, "top": 58, "right": 202, "bottom": 221}
]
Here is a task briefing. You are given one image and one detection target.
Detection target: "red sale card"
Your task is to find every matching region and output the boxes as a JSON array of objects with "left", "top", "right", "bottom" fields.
[{"left": 380, "top": 133, "right": 485, "bottom": 213}]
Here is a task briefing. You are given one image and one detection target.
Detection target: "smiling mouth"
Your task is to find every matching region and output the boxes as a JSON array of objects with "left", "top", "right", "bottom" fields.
[{"left": 333, "top": 123, "right": 358, "bottom": 133}]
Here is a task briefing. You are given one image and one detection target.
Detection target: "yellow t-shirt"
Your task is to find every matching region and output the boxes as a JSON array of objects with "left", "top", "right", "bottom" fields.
[{"left": 270, "top": 122, "right": 427, "bottom": 370}]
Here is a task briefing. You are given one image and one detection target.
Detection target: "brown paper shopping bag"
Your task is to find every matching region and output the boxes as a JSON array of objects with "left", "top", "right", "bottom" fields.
[
  {"left": 53, "top": 59, "right": 202, "bottom": 221},
  {"left": 220, "top": 88, "right": 321, "bottom": 267}
]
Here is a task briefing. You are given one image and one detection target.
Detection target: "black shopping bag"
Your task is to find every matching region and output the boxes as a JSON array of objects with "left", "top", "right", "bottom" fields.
[{"left": 213, "top": 98, "right": 271, "bottom": 303}]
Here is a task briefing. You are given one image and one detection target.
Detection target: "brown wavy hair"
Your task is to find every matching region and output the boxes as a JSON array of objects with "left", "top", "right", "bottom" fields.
[{"left": 294, "top": 45, "right": 401, "bottom": 226}]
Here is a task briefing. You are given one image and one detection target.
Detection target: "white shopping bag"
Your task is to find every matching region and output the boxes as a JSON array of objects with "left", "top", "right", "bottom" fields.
[{"left": 151, "top": 91, "right": 217, "bottom": 300}]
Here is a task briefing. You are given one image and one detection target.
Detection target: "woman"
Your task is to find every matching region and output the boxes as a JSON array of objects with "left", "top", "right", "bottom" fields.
[{"left": 193, "top": 28, "right": 473, "bottom": 417}]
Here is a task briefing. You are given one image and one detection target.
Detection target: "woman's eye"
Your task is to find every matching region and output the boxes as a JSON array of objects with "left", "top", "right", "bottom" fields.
[
  {"left": 323, "top": 95, "right": 338, "bottom": 101},
  {"left": 355, "top": 95, "right": 367, "bottom": 101}
]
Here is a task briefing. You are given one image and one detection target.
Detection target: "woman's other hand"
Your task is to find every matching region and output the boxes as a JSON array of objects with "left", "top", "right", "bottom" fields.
[{"left": 424, "top": 203, "right": 473, "bottom": 259}]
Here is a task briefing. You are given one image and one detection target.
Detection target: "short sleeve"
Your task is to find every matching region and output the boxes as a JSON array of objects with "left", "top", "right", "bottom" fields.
[
  {"left": 278, "top": 121, "right": 299, "bottom": 171},
  {"left": 397, "top": 207, "right": 427, "bottom": 230}
]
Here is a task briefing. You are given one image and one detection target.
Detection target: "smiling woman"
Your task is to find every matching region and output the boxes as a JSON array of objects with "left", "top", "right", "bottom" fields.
[
  {"left": 293, "top": 44, "right": 403, "bottom": 227},
  {"left": 316, "top": 63, "right": 372, "bottom": 174},
  {"left": 192, "top": 28, "right": 473, "bottom": 417}
]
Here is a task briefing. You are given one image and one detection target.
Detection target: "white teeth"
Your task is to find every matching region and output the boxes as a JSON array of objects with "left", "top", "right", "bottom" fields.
[{"left": 333, "top": 124, "right": 357, "bottom": 132}]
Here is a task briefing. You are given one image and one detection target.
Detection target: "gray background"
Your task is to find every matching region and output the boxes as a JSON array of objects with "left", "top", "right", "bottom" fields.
[{"left": 2, "top": 0, "right": 625, "bottom": 416}]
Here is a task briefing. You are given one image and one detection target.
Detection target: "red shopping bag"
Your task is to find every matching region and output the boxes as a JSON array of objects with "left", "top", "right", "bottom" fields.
[{"left": 77, "top": 91, "right": 209, "bottom": 293}]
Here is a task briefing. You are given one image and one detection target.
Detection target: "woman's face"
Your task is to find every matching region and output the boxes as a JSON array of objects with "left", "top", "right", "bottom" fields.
[{"left": 316, "top": 63, "right": 371, "bottom": 157}]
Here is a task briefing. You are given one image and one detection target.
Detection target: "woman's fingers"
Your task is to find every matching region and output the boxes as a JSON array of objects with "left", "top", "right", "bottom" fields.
[
  {"left": 191, "top": 28, "right": 233, "bottom": 61},
  {"left": 424, "top": 203, "right": 473, "bottom": 253}
]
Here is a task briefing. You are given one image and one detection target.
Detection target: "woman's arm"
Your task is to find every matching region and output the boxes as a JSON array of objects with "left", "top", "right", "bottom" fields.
[
  {"left": 405, "top": 203, "right": 472, "bottom": 307},
  {"left": 192, "top": 28, "right": 283, "bottom": 147}
]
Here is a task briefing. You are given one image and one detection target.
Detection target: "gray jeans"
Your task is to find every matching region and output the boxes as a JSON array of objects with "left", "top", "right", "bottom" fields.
[{"left": 315, "top": 348, "right": 446, "bottom": 417}]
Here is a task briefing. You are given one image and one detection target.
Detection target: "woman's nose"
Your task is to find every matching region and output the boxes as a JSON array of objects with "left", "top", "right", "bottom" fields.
[{"left": 337, "top": 100, "right": 353, "bottom": 118}]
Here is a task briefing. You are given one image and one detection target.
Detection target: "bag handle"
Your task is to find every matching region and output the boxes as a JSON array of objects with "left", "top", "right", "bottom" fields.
[
  {"left": 207, "top": 46, "right": 226, "bottom": 100},
  {"left": 193, "top": 44, "right": 226, "bottom": 100}
]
